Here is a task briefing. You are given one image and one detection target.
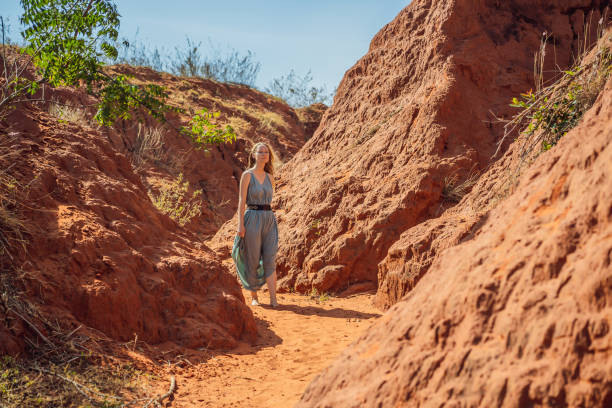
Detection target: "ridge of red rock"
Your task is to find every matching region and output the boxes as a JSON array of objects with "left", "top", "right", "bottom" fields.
[
  {"left": 0, "top": 63, "right": 323, "bottom": 354},
  {"left": 0, "top": 105, "right": 255, "bottom": 355},
  {"left": 271, "top": 0, "right": 610, "bottom": 295},
  {"left": 374, "top": 8, "right": 611, "bottom": 310},
  {"left": 296, "top": 70, "right": 612, "bottom": 408}
]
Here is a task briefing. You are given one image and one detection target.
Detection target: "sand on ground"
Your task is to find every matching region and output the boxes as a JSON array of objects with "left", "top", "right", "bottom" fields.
[{"left": 150, "top": 290, "right": 381, "bottom": 408}]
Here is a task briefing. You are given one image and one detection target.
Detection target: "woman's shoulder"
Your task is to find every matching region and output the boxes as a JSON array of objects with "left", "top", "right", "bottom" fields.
[{"left": 240, "top": 170, "right": 253, "bottom": 183}]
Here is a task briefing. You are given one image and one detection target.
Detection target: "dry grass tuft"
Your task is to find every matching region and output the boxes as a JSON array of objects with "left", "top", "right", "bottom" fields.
[
  {"left": 131, "top": 124, "right": 165, "bottom": 172},
  {"left": 0, "top": 138, "right": 27, "bottom": 267},
  {"left": 441, "top": 171, "right": 479, "bottom": 204},
  {"left": 226, "top": 115, "right": 252, "bottom": 140},
  {"left": 48, "top": 101, "right": 91, "bottom": 127},
  {"left": 148, "top": 173, "right": 203, "bottom": 226},
  {"left": 253, "top": 110, "right": 288, "bottom": 135}
]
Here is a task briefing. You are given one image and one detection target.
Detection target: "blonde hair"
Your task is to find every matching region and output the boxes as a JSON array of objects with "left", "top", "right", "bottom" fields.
[{"left": 248, "top": 142, "right": 276, "bottom": 175}]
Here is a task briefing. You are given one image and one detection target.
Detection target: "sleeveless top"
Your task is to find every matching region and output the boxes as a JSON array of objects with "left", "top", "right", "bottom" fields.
[{"left": 246, "top": 171, "right": 273, "bottom": 206}]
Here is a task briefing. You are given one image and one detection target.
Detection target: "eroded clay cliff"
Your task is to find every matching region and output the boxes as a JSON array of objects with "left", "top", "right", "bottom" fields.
[
  {"left": 296, "top": 62, "right": 612, "bottom": 408},
  {"left": 270, "top": 0, "right": 610, "bottom": 295},
  {"left": 0, "top": 62, "right": 323, "bottom": 354}
]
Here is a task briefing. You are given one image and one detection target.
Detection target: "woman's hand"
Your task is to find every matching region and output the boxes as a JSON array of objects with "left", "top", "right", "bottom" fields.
[{"left": 238, "top": 224, "right": 246, "bottom": 238}]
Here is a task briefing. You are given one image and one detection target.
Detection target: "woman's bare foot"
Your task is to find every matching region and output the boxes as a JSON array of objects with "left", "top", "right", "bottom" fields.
[{"left": 251, "top": 291, "right": 259, "bottom": 306}]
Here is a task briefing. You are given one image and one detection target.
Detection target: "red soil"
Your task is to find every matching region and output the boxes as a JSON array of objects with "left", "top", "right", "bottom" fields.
[{"left": 146, "top": 291, "right": 380, "bottom": 408}]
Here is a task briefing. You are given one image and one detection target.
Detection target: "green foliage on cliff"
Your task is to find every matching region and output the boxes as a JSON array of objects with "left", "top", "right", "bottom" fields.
[
  {"left": 182, "top": 108, "right": 236, "bottom": 147},
  {"left": 1, "top": 0, "right": 232, "bottom": 149},
  {"left": 508, "top": 31, "right": 611, "bottom": 153},
  {"left": 148, "top": 173, "right": 203, "bottom": 226}
]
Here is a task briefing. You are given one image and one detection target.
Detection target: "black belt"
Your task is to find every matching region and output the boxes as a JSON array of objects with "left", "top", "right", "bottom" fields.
[{"left": 247, "top": 204, "right": 272, "bottom": 211}]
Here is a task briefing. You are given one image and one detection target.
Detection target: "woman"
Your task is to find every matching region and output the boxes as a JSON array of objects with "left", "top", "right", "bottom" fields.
[{"left": 233, "top": 142, "right": 279, "bottom": 307}]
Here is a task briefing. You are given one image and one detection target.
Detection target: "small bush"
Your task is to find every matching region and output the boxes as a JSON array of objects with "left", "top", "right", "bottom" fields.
[
  {"left": 169, "top": 37, "right": 261, "bottom": 86},
  {"left": 182, "top": 108, "right": 236, "bottom": 149},
  {"left": 509, "top": 41, "right": 611, "bottom": 152},
  {"left": 48, "top": 101, "right": 90, "bottom": 127},
  {"left": 309, "top": 287, "right": 330, "bottom": 303},
  {"left": 488, "top": 18, "right": 610, "bottom": 207},
  {"left": 308, "top": 218, "right": 323, "bottom": 236},
  {"left": 149, "top": 173, "right": 203, "bottom": 226},
  {"left": 265, "top": 69, "right": 334, "bottom": 107},
  {"left": 131, "top": 125, "right": 165, "bottom": 171},
  {"left": 441, "top": 171, "right": 479, "bottom": 204},
  {"left": 498, "top": 23, "right": 611, "bottom": 159}
]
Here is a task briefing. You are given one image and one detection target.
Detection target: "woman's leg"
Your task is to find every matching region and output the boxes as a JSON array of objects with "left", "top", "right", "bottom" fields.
[
  {"left": 262, "top": 216, "right": 279, "bottom": 306},
  {"left": 250, "top": 290, "right": 259, "bottom": 306},
  {"left": 266, "top": 271, "right": 277, "bottom": 306}
]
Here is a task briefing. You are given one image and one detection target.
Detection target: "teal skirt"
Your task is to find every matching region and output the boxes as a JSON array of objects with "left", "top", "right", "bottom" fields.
[{"left": 231, "top": 235, "right": 266, "bottom": 291}]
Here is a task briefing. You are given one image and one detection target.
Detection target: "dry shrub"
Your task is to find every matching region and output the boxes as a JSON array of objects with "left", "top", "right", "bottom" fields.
[
  {"left": 0, "top": 138, "right": 27, "bottom": 267},
  {"left": 129, "top": 125, "right": 193, "bottom": 176},
  {"left": 148, "top": 173, "right": 203, "bottom": 226},
  {"left": 47, "top": 101, "right": 91, "bottom": 127},
  {"left": 163, "top": 145, "right": 194, "bottom": 176},
  {"left": 441, "top": 171, "right": 479, "bottom": 204},
  {"left": 131, "top": 124, "right": 165, "bottom": 172}
]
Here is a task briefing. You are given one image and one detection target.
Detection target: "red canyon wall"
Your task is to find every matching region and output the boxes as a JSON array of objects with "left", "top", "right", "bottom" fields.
[
  {"left": 0, "top": 64, "right": 321, "bottom": 354},
  {"left": 297, "top": 73, "right": 612, "bottom": 408},
  {"left": 271, "top": 0, "right": 609, "bottom": 295}
]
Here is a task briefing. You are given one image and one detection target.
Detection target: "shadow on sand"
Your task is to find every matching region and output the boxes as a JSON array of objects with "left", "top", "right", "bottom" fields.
[
  {"left": 260, "top": 303, "right": 381, "bottom": 320},
  {"left": 115, "top": 301, "right": 381, "bottom": 365},
  {"left": 249, "top": 315, "right": 283, "bottom": 349}
]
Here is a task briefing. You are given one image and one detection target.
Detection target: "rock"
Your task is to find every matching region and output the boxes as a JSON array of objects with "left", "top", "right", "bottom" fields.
[
  {"left": 1, "top": 105, "right": 258, "bottom": 352},
  {"left": 0, "top": 57, "right": 327, "bottom": 353},
  {"left": 296, "top": 68, "right": 612, "bottom": 408},
  {"left": 375, "top": 2, "right": 612, "bottom": 309},
  {"left": 271, "top": 0, "right": 610, "bottom": 296}
]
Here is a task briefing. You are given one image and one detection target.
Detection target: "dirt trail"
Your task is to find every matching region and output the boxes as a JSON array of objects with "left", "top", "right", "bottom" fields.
[{"left": 158, "top": 290, "right": 381, "bottom": 407}]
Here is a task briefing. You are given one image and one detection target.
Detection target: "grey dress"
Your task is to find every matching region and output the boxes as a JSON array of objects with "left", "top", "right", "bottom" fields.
[{"left": 233, "top": 171, "right": 278, "bottom": 291}]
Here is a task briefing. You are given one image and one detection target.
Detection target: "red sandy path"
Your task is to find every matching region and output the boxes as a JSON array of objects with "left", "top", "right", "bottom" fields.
[{"left": 154, "top": 290, "right": 381, "bottom": 408}]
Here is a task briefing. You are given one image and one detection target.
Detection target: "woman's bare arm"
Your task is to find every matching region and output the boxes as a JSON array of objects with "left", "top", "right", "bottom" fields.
[
  {"left": 268, "top": 172, "right": 275, "bottom": 190},
  {"left": 237, "top": 172, "right": 251, "bottom": 237}
]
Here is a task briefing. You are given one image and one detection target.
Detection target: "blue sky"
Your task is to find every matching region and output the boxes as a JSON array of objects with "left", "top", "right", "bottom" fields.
[{"left": 3, "top": 1, "right": 411, "bottom": 90}]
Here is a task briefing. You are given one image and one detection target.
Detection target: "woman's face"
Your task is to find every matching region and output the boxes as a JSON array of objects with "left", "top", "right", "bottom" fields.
[{"left": 254, "top": 144, "right": 270, "bottom": 164}]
